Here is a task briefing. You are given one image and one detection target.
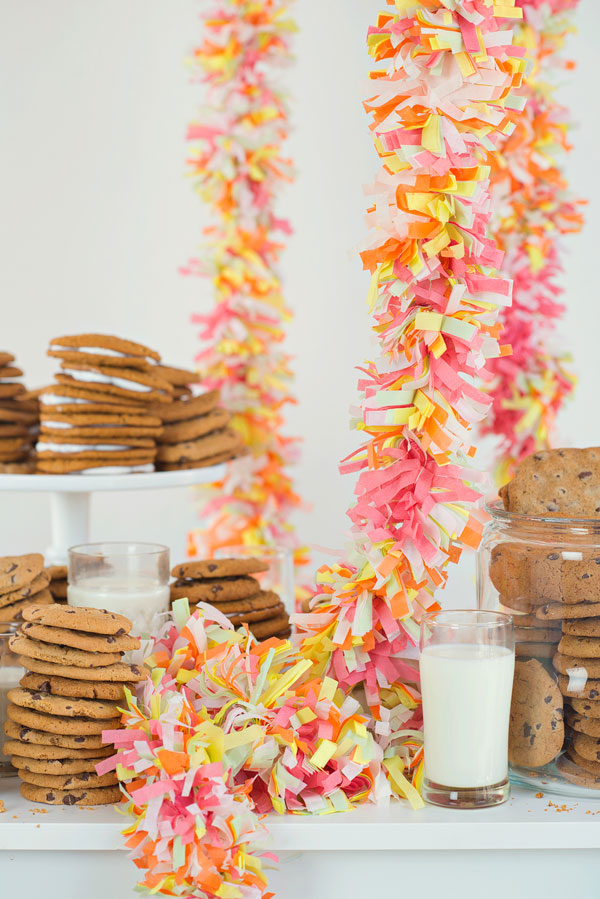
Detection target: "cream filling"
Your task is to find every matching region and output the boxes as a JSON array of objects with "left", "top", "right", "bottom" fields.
[
  {"left": 75, "top": 464, "right": 155, "bottom": 475},
  {"left": 62, "top": 368, "right": 152, "bottom": 392},
  {"left": 53, "top": 346, "right": 127, "bottom": 357},
  {"left": 41, "top": 421, "right": 133, "bottom": 430},
  {"left": 37, "top": 441, "right": 136, "bottom": 453},
  {"left": 40, "top": 395, "right": 89, "bottom": 406}
]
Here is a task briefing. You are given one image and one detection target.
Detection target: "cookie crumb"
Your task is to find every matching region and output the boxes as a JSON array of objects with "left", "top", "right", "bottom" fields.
[
  {"left": 535, "top": 792, "right": 544, "bottom": 798},
  {"left": 0, "top": 800, "right": 5, "bottom": 813}
]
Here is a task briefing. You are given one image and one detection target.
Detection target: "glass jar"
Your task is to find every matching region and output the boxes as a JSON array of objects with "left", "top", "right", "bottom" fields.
[
  {"left": 0, "top": 627, "right": 25, "bottom": 776},
  {"left": 477, "top": 500, "right": 600, "bottom": 798}
]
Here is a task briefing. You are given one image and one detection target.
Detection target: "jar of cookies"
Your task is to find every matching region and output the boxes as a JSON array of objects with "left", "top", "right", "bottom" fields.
[{"left": 478, "top": 447, "right": 600, "bottom": 797}]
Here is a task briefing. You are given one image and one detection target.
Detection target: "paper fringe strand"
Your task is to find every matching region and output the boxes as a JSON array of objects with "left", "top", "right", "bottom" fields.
[
  {"left": 482, "top": 0, "right": 584, "bottom": 481},
  {"left": 294, "top": 0, "right": 527, "bottom": 717},
  {"left": 106, "top": 602, "right": 424, "bottom": 895},
  {"left": 184, "top": 0, "right": 306, "bottom": 570}
]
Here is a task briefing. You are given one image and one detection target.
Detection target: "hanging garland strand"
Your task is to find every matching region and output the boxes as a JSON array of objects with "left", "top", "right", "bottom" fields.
[
  {"left": 295, "top": 0, "right": 527, "bottom": 719},
  {"left": 482, "top": 0, "right": 584, "bottom": 482},
  {"left": 184, "top": 0, "right": 307, "bottom": 567}
]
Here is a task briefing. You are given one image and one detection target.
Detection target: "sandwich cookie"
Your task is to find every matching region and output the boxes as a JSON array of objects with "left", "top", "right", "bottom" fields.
[
  {"left": 40, "top": 384, "right": 147, "bottom": 415},
  {"left": 48, "top": 334, "right": 161, "bottom": 370},
  {"left": 57, "top": 362, "right": 173, "bottom": 403}
]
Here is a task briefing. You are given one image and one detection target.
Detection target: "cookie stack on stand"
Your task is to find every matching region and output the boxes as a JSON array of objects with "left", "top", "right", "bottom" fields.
[
  {"left": 149, "top": 378, "right": 242, "bottom": 471},
  {"left": 170, "top": 557, "right": 291, "bottom": 640},
  {"left": 4, "top": 604, "right": 144, "bottom": 805},
  {"left": 46, "top": 565, "right": 68, "bottom": 604},
  {"left": 36, "top": 334, "right": 173, "bottom": 475},
  {"left": 0, "top": 351, "right": 38, "bottom": 473},
  {"left": 0, "top": 554, "right": 53, "bottom": 625}
]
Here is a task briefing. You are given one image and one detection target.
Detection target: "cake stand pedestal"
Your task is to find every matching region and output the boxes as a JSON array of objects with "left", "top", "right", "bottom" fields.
[{"left": 0, "top": 467, "right": 225, "bottom": 563}]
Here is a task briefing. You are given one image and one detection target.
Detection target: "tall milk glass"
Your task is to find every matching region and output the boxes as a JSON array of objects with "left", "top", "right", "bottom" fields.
[{"left": 420, "top": 610, "right": 515, "bottom": 809}]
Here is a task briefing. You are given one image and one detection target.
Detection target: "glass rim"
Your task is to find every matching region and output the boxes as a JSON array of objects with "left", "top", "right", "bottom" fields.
[
  {"left": 422, "top": 609, "right": 513, "bottom": 629},
  {"left": 485, "top": 498, "right": 600, "bottom": 528},
  {"left": 69, "top": 541, "right": 169, "bottom": 557}
]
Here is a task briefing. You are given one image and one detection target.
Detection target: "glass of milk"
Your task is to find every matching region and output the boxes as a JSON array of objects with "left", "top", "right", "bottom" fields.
[
  {"left": 420, "top": 609, "right": 515, "bottom": 809},
  {"left": 68, "top": 542, "right": 170, "bottom": 639}
]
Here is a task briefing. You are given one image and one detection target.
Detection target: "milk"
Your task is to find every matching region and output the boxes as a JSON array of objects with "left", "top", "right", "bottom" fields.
[
  {"left": 420, "top": 643, "right": 514, "bottom": 788},
  {"left": 67, "top": 577, "right": 170, "bottom": 638}
]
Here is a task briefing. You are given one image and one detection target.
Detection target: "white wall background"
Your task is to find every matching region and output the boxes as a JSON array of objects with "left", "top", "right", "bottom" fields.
[{"left": 0, "top": 1, "right": 598, "bottom": 602}]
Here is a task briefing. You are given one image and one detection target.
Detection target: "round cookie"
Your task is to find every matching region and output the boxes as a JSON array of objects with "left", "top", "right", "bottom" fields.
[
  {"left": 0, "top": 365, "right": 23, "bottom": 379},
  {"left": 565, "top": 711, "right": 600, "bottom": 738},
  {"left": 562, "top": 618, "right": 600, "bottom": 637},
  {"left": 7, "top": 704, "right": 120, "bottom": 735},
  {"left": 153, "top": 364, "right": 200, "bottom": 386},
  {"left": 57, "top": 362, "right": 173, "bottom": 403},
  {"left": 20, "top": 672, "right": 133, "bottom": 701},
  {"left": 571, "top": 731, "right": 600, "bottom": 762},
  {"left": 170, "top": 575, "right": 261, "bottom": 603},
  {"left": 536, "top": 601, "right": 600, "bottom": 621},
  {"left": 557, "top": 674, "right": 600, "bottom": 700},
  {"left": 2, "top": 738, "right": 112, "bottom": 760},
  {"left": 37, "top": 434, "right": 155, "bottom": 453},
  {"left": 0, "top": 570, "right": 50, "bottom": 608},
  {"left": 45, "top": 565, "right": 67, "bottom": 581},
  {"left": 0, "top": 383, "right": 25, "bottom": 399},
  {"left": 9, "top": 633, "right": 122, "bottom": 668},
  {"left": 515, "top": 642, "right": 556, "bottom": 659},
  {"left": 36, "top": 454, "right": 155, "bottom": 474},
  {"left": 48, "top": 334, "right": 161, "bottom": 366},
  {"left": 0, "top": 461, "right": 36, "bottom": 474},
  {"left": 40, "top": 384, "right": 146, "bottom": 415},
  {"left": 0, "top": 352, "right": 15, "bottom": 366},
  {"left": 159, "top": 449, "right": 241, "bottom": 471},
  {"left": 148, "top": 390, "right": 219, "bottom": 423},
  {"left": 508, "top": 658, "right": 564, "bottom": 768},
  {"left": 556, "top": 753, "right": 600, "bottom": 788},
  {"left": 500, "top": 447, "right": 600, "bottom": 518},
  {"left": 559, "top": 635, "right": 600, "bottom": 658},
  {"left": 0, "top": 405, "right": 36, "bottom": 424},
  {"left": 160, "top": 408, "right": 230, "bottom": 444},
  {"left": 18, "top": 655, "right": 145, "bottom": 683},
  {"left": 247, "top": 613, "right": 291, "bottom": 641},
  {"left": 21, "top": 622, "right": 140, "bottom": 653},
  {"left": 21, "top": 604, "right": 133, "bottom": 635},
  {"left": 566, "top": 745, "right": 600, "bottom": 775},
  {"left": 0, "top": 554, "right": 44, "bottom": 593},
  {"left": 48, "top": 579, "right": 67, "bottom": 599},
  {"left": 515, "top": 627, "right": 560, "bottom": 643},
  {"left": 20, "top": 782, "right": 121, "bottom": 806},
  {"left": 19, "top": 769, "right": 117, "bottom": 789},
  {"left": 8, "top": 688, "right": 122, "bottom": 719},
  {"left": 0, "top": 590, "right": 54, "bottom": 623},
  {"left": 553, "top": 653, "right": 600, "bottom": 677},
  {"left": 12, "top": 755, "right": 112, "bottom": 775},
  {"left": 569, "top": 697, "right": 600, "bottom": 718},
  {"left": 156, "top": 428, "right": 240, "bottom": 465},
  {"left": 4, "top": 719, "right": 108, "bottom": 749},
  {"left": 0, "top": 423, "right": 29, "bottom": 437},
  {"left": 172, "top": 558, "right": 269, "bottom": 580},
  {"left": 40, "top": 419, "right": 163, "bottom": 440},
  {"left": 198, "top": 591, "right": 284, "bottom": 623}
]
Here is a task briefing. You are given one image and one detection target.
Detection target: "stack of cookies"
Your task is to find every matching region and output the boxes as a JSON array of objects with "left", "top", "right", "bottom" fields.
[
  {"left": 36, "top": 333, "right": 173, "bottom": 474},
  {"left": 4, "top": 603, "right": 144, "bottom": 806},
  {"left": 0, "top": 554, "right": 53, "bottom": 625},
  {"left": 150, "top": 382, "right": 242, "bottom": 471},
  {"left": 170, "top": 557, "right": 291, "bottom": 640},
  {"left": 46, "top": 565, "right": 68, "bottom": 604},
  {"left": 0, "top": 351, "right": 38, "bottom": 473}
]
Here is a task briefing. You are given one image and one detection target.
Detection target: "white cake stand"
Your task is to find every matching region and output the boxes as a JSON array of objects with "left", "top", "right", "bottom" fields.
[{"left": 0, "top": 466, "right": 225, "bottom": 564}]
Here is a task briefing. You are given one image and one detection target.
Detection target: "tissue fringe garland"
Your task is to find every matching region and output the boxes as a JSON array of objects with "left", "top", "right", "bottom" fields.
[
  {"left": 294, "top": 1, "right": 527, "bottom": 716},
  {"left": 482, "top": 0, "right": 584, "bottom": 482},
  {"left": 105, "top": 603, "right": 424, "bottom": 895},
  {"left": 184, "top": 0, "right": 307, "bottom": 570}
]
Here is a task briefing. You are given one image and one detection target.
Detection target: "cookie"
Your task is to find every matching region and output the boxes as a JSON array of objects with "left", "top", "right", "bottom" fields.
[
  {"left": 2, "top": 738, "right": 111, "bottom": 760},
  {"left": 0, "top": 572, "right": 50, "bottom": 608},
  {"left": 40, "top": 384, "right": 146, "bottom": 415},
  {"left": 160, "top": 408, "right": 230, "bottom": 444},
  {"left": 9, "top": 633, "right": 122, "bottom": 668},
  {"left": 156, "top": 428, "right": 241, "bottom": 465},
  {"left": 21, "top": 604, "right": 132, "bottom": 635},
  {"left": 4, "top": 719, "right": 108, "bottom": 749},
  {"left": 556, "top": 753, "right": 600, "bottom": 788},
  {"left": 18, "top": 656, "right": 145, "bottom": 683},
  {"left": 0, "top": 365, "right": 23, "bottom": 379},
  {"left": 170, "top": 576, "right": 261, "bottom": 603},
  {"left": 0, "top": 404, "right": 36, "bottom": 424},
  {"left": 515, "top": 627, "right": 560, "bottom": 643},
  {"left": 0, "top": 383, "right": 25, "bottom": 399},
  {"left": 8, "top": 688, "right": 121, "bottom": 719},
  {"left": 553, "top": 653, "right": 600, "bottom": 677},
  {"left": 562, "top": 618, "right": 600, "bottom": 637},
  {"left": 500, "top": 448, "right": 600, "bottom": 518},
  {"left": 153, "top": 364, "right": 200, "bottom": 386},
  {"left": 0, "top": 590, "right": 54, "bottom": 623},
  {"left": 48, "top": 579, "right": 67, "bottom": 600},
  {"left": 0, "top": 423, "right": 29, "bottom": 437},
  {"left": 0, "top": 460, "right": 36, "bottom": 474},
  {"left": 0, "top": 352, "right": 15, "bottom": 366},
  {"left": 515, "top": 642, "right": 556, "bottom": 659},
  {"left": 20, "top": 672, "right": 132, "bottom": 701},
  {"left": 20, "top": 782, "right": 121, "bottom": 806},
  {"left": 48, "top": 334, "right": 161, "bottom": 369},
  {"left": 158, "top": 449, "right": 240, "bottom": 471},
  {"left": 0, "top": 554, "right": 44, "bottom": 593},
  {"left": 7, "top": 703, "right": 120, "bottom": 735},
  {"left": 198, "top": 591, "right": 283, "bottom": 622},
  {"left": 558, "top": 635, "right": 600, "bottom": 659},
  {"left": 40, "top": 411, "right": 163, "bottom": 438},
  {"left": 557, "top": 674, "right": 600, "bottom": 700},
  {"left": 172, "top": 558, "right": 269, "bottom": 580},
  {"left": 11, "top": 755, "right": 112, "bottom": 775},
  {"left": 246, "top": 613, "right": 291, "bottom": 641},
  {"left": 21, "top": 622, "right": 140, "bottom": 653},
  {"left": 508, "top": 659, "right": 563, "bottom": 767},
  {"left": 571, "top": 731, "right": 600, "bottom": 763},
  {"left": 536, "top": 601, "right": 600, "bottom": 620},
  {"left": 566, "top": 745, "right": 600, "bottom": 775},
  {"left": 36, "top": 454, "right": 155, "bottom": 474},
  {"left": 148, "top": 390, "right": 220, "bottom": 423},
  {"left": 19, "top": 769, "right": 117, "bottom": 789},
  {"left": 57, "top": 362, "right": 173, "bottom": 403},
  {"left": 45, "top": 565, "right": 67, "bottom": 581},
  {"left": 569, "top": 698, "right": 600, "bottom": 718},
  {"left": 513, "top": 613, "right": 561, "bottom": 628},
  {"left": 37, "top": 433, "right": 155, "bottom": 454},
  {"left": 565, "top": 711, "right": 600, "bottom": 737}
]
